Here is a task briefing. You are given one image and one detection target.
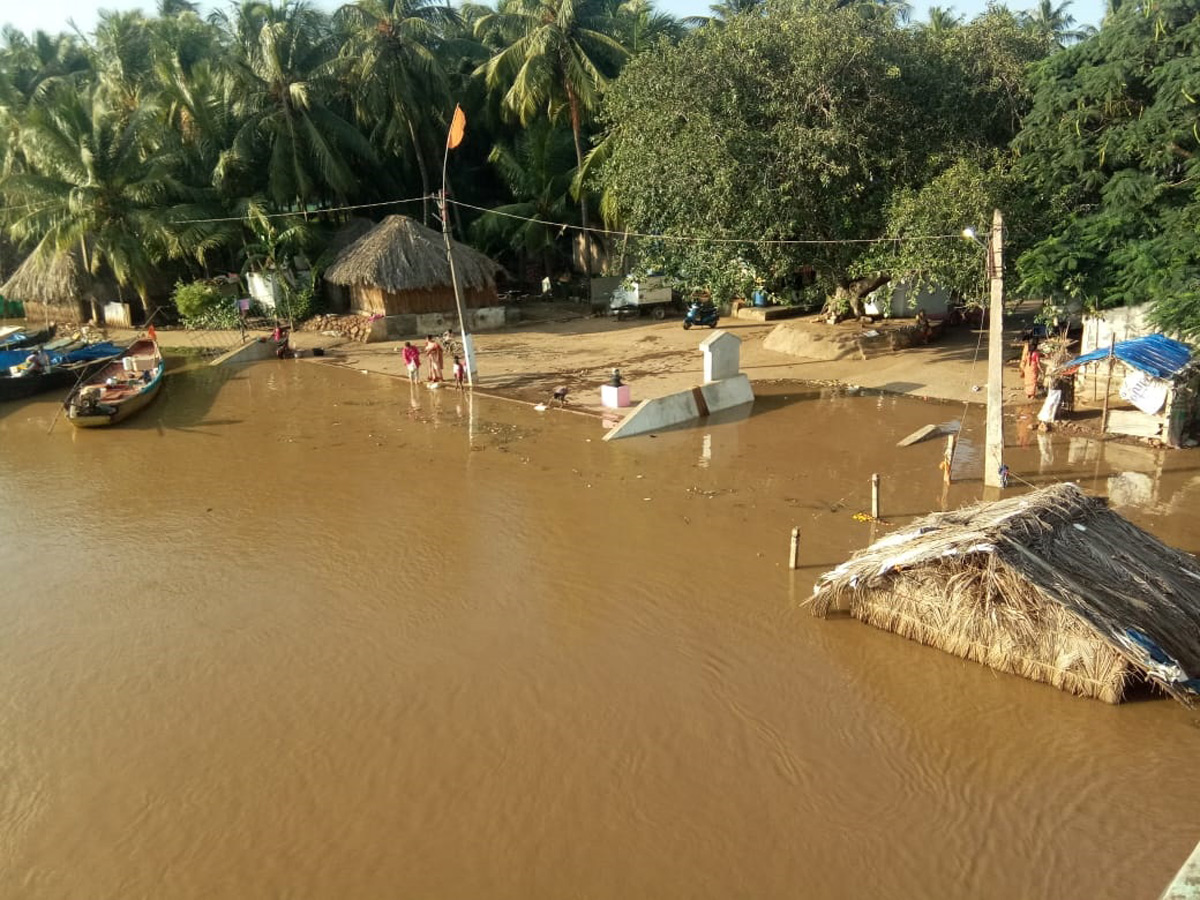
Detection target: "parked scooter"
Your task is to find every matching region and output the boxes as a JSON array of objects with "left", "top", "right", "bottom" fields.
[{"left": 682, "top": 301, "right": 719, "bottom": 330}]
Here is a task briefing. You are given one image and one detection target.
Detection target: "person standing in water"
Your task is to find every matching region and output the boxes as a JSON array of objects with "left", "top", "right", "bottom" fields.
[
  {"left": 424, "top": 334, "right": 444, "bottom": 383},
  {"left": 402, "top": 341, "right": 421, "bottom": 382},
  {"left": 452, "top": 356, "right": 466, "bottom": 391}
]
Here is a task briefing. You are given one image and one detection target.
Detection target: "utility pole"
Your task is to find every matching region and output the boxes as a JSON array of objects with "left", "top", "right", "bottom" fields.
[
  {"left": 984, "top": 208, "right": 1005, "bottom": 488},
  {"left": 437, "top": 189, "right": 474, "bottom": 388},
  {"left": 440, "top": 104, "right": 475, "bottom": 388}
]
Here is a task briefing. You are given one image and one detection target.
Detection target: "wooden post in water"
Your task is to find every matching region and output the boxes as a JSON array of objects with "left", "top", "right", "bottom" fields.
[
  {"left": 943, "top": 433, "right": 957, "bottom": 485},
  {"left": 789, "top": 527, "right": 801, "bottom": 569},
  {"left": 871, "top": 473, "right": 881, "bottom": 519},
  {"left": 1100, "top": 335, "right": 1116, "bottom": 435},
  {"left": 984, "top": 209, "right": 1006, "bottom": 487}
]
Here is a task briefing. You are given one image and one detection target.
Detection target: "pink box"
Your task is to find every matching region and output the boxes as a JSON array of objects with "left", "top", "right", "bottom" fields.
[{"left": 601, "top": 384, "right": 632, "bottom": 408}]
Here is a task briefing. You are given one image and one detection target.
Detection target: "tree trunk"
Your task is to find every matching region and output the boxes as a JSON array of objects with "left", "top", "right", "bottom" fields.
[
  {"left": 823, "top": 274, "right": 891, "bottom": 321},
  {"left": 565, "top": 83, "right": 592, "bottom": 281},
  {"left": 408, "top": 117, "right": 431, "bottom": 225}
]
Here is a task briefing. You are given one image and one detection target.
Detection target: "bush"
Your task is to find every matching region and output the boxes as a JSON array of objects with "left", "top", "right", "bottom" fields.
[{"left": 174, "top": 285, "right": 229, "bottom": 324}]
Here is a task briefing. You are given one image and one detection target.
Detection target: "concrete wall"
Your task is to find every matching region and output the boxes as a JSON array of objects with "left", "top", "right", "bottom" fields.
[
  {"left": 700, "top": 374, "right": 754, "bottom": 412},
  {"left": 103, "top": 302, "right": 134, "bottom": 328},
  {"left": 382, "top": 306, "right": 518, "bottom": 340},
  {"left": 605, "top": 375, "right": 754, "bottom": 441},
  {"left": 1081, "top": 303, "right": 1157, "bottom": 355},
  {"left": 603, "top": 390, "right": 700, "bottom": 441},
  {"left": 210, "top": 338, "right": 279, "bottom": 366},
  {"left": 865, "top": 281, "right": 951, "bottom": 318}
]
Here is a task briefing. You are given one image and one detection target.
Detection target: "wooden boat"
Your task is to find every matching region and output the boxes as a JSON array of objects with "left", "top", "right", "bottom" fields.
[
  {"left": 0, "top": 343, "right": 125, "bottom": 403},
  {"left": 66, "top": 340, "right": 164, "bottom": 427},
  {"left": 0, "top": 324, "right": 57, "bottom": 351}
]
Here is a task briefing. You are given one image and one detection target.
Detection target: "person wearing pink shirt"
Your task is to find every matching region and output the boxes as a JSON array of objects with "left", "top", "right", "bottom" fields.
[{"left": 401, "top": 341, "right": 421, "bottom": 382}]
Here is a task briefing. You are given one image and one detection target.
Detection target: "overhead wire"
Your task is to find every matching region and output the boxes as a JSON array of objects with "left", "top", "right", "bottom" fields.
[{"left": 441, "top": 196, "right": 967, "bottom": 246}]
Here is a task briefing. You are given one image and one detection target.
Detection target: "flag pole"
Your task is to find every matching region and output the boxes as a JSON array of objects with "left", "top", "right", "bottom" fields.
[{"left": 440, "top": 104, "right": 474, "bottom": 388}]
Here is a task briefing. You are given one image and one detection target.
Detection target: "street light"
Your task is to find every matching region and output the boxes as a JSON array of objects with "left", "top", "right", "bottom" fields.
[{"left": 961, "top": 226, "right": 986, "bottom": 249}]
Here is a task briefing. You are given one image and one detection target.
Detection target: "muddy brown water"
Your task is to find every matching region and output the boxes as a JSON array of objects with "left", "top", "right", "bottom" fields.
[{"left": 2, "top": 360, "right": 1199, "bottom": 899}]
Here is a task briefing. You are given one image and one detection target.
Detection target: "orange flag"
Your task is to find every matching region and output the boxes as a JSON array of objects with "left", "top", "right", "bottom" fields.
[{"left": 446, "top": 104, "right": 466, "bottom": 150}]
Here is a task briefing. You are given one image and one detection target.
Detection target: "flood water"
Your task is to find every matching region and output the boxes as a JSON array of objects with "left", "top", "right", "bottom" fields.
[{"left": 2, "top": 360, "right": 1199, "bottom": 899}]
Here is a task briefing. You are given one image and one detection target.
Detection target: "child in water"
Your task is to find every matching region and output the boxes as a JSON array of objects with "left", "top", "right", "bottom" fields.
[{"left": 452, "top": 356, "right": 466, "bottom": 391}]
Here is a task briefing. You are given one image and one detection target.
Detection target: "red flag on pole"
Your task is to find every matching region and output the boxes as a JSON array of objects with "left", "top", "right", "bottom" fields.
[{"left": 446, "top": 104, "right": 466, "bottom": 150}]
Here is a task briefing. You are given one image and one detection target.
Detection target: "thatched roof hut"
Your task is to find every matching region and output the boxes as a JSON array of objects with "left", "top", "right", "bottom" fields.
[
  {"left": 1, "top": 248, "right": 103, "bottom": 323},
  {"left": 323, "top": 215, "right": 500, "bottom": 317},
  {"left": 811, "top": 483, "right": 1200, "bottom": 704}
]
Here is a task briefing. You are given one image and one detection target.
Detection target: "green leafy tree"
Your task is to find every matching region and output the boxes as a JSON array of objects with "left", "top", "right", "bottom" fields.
[
  {"left": 1014, "top": 0, "right": 1200, "bottom": 336},
  {"left": 472, "top": 120, "right": 578, "bottom": 278},
  {"left": 598, "top": 0, "right": 1046, "bottom": 312},
  {"left": 474, "top": 0, "right": 628, "bottom": 276}
]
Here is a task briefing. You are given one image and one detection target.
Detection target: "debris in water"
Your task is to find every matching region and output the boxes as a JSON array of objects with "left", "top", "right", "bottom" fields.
[{"left": 535, "top": 403, "right": 548, "bottom": 412}]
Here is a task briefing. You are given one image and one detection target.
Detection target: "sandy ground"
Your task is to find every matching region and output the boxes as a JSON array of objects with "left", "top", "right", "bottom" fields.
[{"left": 101, "top": 301, "right": 1039, "bottom": 418}]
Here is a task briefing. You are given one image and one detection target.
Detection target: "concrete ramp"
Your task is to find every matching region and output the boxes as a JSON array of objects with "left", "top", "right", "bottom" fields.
[
  {"left": 604, "top": 374, "right": 754, "bottom": 441},
  {"left": 210, "top": 338, "right": 276, "bottom": 367}
]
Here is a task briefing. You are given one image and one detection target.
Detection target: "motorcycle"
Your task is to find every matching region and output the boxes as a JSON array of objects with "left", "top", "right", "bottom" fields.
[{"left": 682, "top": 301, "right": 719, "bottom": 330}]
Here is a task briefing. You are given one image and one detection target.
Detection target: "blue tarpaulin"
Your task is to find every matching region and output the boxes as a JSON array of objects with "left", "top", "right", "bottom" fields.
[
  {"left": 0, "top": 342, "right": 124, "bottom": 371},
  {"left": 1058, "top": 333, "right": 1193, "bottom": 380}
]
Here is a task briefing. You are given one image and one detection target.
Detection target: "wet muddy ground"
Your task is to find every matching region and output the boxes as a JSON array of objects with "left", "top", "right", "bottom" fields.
[{"left": 1, "top": 360, "right": 1198, "bottom": 899}]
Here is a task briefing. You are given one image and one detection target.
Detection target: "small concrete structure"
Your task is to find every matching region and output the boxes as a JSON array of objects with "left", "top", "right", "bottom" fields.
[
  {"left": 701, "top": 330, "right": 741, "bottom": 382},
  {"left": 103, "top": 302, "right": 134, "bottom": 328},
  {"left": 605, "top": 333, "right": 754, "bottom": 440},
  {"left": 601, "top": 383, "right": 632, "bottom": 408},
  {"left": 209, "top": 337, "right": 279, "bottom": 366}
]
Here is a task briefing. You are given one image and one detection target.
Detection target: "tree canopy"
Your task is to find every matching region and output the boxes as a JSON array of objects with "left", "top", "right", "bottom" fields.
[
  {"left": 1014, "top": 0, "right": 1200, "bottom": 337},
  {"left": 597, "top": 0, "right": 1048, "bottom": 310}
]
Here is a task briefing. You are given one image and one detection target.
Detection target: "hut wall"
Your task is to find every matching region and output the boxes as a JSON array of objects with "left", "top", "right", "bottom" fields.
[
  {"left": 41, "top": 299, "right": 90, "bottom": 325},
  {"left": 349, "top": 284, "right": 497, "bottom": 316},
  {"left": 843, "top": 569, "right": 1132, "bottom": 703}
]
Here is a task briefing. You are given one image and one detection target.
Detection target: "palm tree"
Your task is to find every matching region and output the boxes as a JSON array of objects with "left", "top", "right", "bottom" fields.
[
  {"left": 1020, "top": 0, "right": 1089, "bottom": 46},
  {"left": 1, "top": 81, "right": 223, "bottom": 299},
  {"left": 474, "top": 0, "right": 628, "bottom": 277},
  {"left": 472, "top": 120, "right": 577, "bottom": 278},
  {"left": 922, "top": 5, "right": 963, "bottom": 32},
  {"left": 89, "top": 10, "right": 159, "bottom": 117},
  {"left": 612, "top": 0, "right": 685, "bottom": 52},
  {"left": 707, "top": 0, "right": 765, "bottom": 21},
  {"left": 336, "top": 0, "right": 456, "bottom": 221},
  {"left": 844, "top": 0, "right": 912, "bottom": 25},
  {"left": 0, "top": 28, "right": 91, "bottom": 179},
  {"left": 214, "top": 0, "right": 378, "bottom": 209}
]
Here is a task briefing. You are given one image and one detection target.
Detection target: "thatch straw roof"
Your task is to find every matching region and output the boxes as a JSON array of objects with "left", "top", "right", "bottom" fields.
[
  {"left": 1, "top": 247, "right": 96, "bottom": 304},
  {"left": 811, "top": 483, "right": 1200, "bottom": 704},
  {"left": 323, "top": 215, "right": 499, "bottom": 293}
]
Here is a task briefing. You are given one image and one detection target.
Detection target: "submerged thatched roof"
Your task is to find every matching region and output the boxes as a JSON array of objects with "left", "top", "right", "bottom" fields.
[
  {"left": 812, "top": 483, "right": 1200, "bottom": 704},
  {"left": 323, "top": 215, "right": 499, "bottom": 293}
]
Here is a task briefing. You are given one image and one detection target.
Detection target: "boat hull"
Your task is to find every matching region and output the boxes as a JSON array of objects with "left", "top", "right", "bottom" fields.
[
  {"left": 0, "top": 368, "right": 78, "bottom": 402},
  {"left": 66, "top": 340, "right": 164, "bottom": 428},
  {"left": 68, "top": 375, "right": 163, "bottom": 426}
]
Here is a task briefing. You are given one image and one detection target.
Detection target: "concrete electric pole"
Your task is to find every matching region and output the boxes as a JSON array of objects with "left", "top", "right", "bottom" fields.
[{"left": 983, "top": 209, "right": 1005, "bottom": 488}]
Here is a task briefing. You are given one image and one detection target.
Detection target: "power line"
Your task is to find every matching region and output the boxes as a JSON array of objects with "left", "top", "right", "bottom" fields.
[
  {"left": 12, "top": 187, "right": 972, "bottom": 248},
  {"left": 171, "top": 195, "right": 429, "bottom": 225},
  {"left": 442, "top": 197, "right": 967, "bottom": 247}
]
